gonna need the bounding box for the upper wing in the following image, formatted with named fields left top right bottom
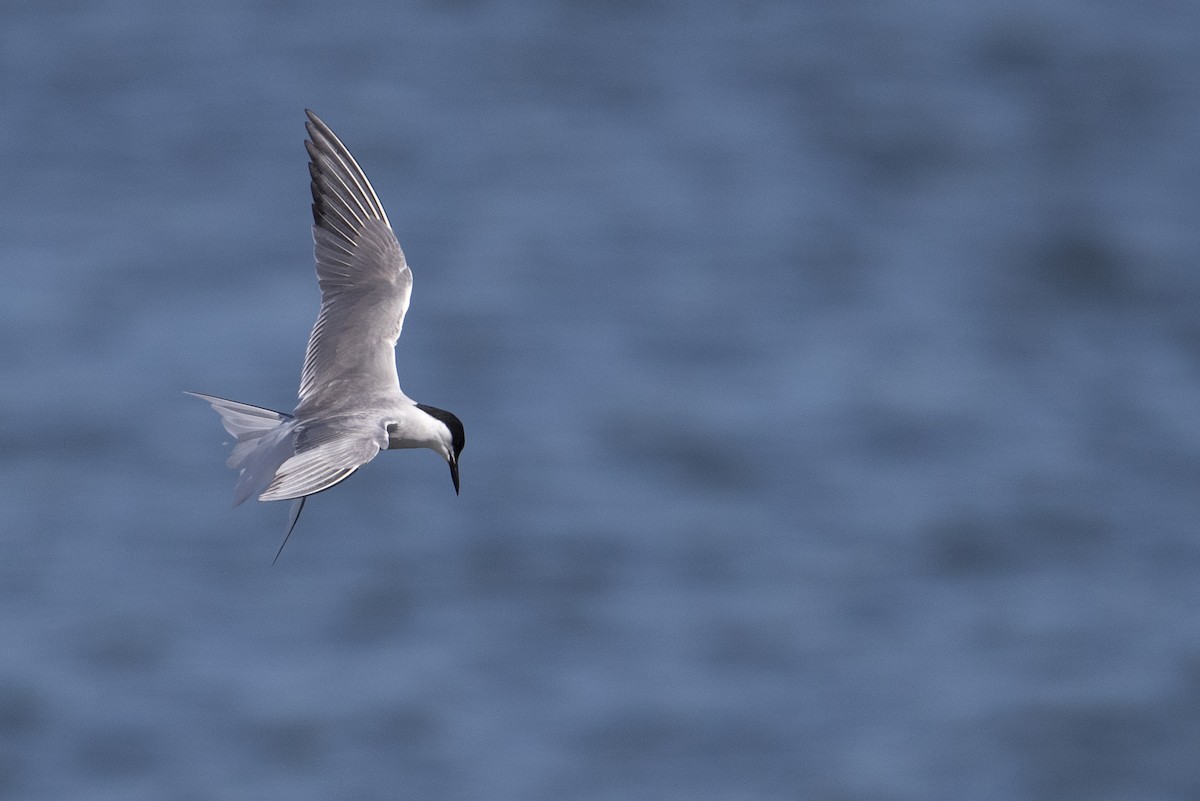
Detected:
left=297, top=110, right=413, bottom=405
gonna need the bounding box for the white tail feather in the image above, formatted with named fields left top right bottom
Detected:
left=187, top=392, right=298, bottom=506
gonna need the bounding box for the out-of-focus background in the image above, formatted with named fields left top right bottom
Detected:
left=2, top=2, right=1200, bottom=799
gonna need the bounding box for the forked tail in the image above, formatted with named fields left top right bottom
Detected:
left=186, top=392, right=298, bottom=506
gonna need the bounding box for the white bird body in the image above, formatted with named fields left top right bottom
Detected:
left=190, top=111, right=464, bottom=556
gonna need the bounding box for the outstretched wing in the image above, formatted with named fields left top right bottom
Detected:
left=298, top=110, right=412, bottom=406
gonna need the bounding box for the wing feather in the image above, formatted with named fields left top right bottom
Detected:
left=258, top=422, right=386, bottom=502
left=298, top=110, right=413, bottom=407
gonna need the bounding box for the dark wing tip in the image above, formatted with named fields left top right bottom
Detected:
left=304, top=109, right=328, bottom=140
left=302, top=110, right=390, bottom=235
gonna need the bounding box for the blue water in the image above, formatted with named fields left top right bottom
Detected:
left=3, top=1, right=1200, bottom=799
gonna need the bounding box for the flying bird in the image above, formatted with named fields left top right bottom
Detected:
left=189, top=110, right=465, bottom=561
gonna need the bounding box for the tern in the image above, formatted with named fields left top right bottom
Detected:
left=189, top=110, right=465, bottom=561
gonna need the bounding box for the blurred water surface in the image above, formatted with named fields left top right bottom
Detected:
left=3, top=1, right=1200, bottom=799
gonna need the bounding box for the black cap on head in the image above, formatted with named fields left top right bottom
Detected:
left=415, top=404, right=465, bottom=494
